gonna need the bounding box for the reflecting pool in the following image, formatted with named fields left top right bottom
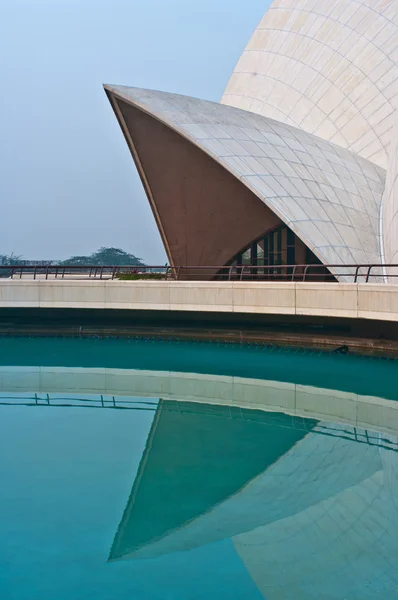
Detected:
left=1, top=337, right=398, bottom=599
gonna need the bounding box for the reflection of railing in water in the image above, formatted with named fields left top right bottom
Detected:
left=1, top=393, right=397, bottom=453
left=315, top=423, right=397, bottom=452
left=0, top=394, right=158, bottom=411
left=166, top=400, right=398, bottom=453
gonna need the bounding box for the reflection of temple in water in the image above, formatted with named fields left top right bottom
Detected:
left=1, top=361, right=398, bottom=598
left=110, top=400, right=317, bottom=561
left=110, top=399, right=398, bottom=600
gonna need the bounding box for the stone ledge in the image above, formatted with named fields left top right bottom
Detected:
left=0, top=280, right=398, bottom=323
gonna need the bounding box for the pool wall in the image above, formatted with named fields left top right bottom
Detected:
left=2, top=281, right=398, bottom=356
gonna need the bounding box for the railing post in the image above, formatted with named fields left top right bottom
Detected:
left=366, top=265, right=373, bottom=283
left=240, top=265, right=247, bottom=281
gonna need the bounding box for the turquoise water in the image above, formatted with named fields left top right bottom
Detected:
left=1, top=337, right=398, bottom=599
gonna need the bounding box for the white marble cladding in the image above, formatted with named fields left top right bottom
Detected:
left=222, top=0, right=398, bottom=169
left=106, top=85, right=385, bottom=270
left=382, top=116, right=398, bottom=279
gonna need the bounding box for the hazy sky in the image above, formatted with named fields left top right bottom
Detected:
left=1, top=0, right=270, bottom=262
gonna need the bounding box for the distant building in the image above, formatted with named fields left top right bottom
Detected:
left=105, top=0, right=398, bottom=281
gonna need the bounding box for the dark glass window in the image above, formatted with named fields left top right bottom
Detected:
left=226, top=224, right=334, bottom=281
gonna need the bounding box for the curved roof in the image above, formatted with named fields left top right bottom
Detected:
left=105, top=85, right=385, bottom=272
left=222, top=0, right=398, bottom=169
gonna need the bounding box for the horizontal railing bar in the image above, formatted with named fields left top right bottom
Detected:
left=1, top=263, right=397, bottom=269
left=0, top=263, right=396, bottom=283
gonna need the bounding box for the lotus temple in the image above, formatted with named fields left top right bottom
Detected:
left=104, top=0, right=398, bottom=281
left=3, top=5, right=398, bottom=598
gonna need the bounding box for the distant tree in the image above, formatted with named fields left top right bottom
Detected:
left=60, top=255, right=92, bottom=266
left=0, top=253, right=23, bottom=266
left=0, top=253, right=24, bottom=278
left=90, top=247, right=145, bottom=266
left=59, top=247, right=146, bottom=266
left=0, top=247, right=147, bottom=268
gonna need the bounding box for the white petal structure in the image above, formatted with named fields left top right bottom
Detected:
left=105, top=85, right=385, bottom=276
left=222, top=0, right=398, bottom=170
left=382, top=116, right=398, bottom=276
left=105, top=0, right=398, bottom=280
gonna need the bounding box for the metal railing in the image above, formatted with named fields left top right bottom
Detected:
left=0, top=263, right=396, bottom=282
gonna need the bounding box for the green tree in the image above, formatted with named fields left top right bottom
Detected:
left=60, top=255, right=92, bottom=266
left=0, top=253, right=23, bottom=266
left=0, top=248, right=147, bottom=268
left=0, top=253, right=24, bottom=278
left=90, top=247, right=145, bottom=266
left=59, top=247, right=146, bottom=266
